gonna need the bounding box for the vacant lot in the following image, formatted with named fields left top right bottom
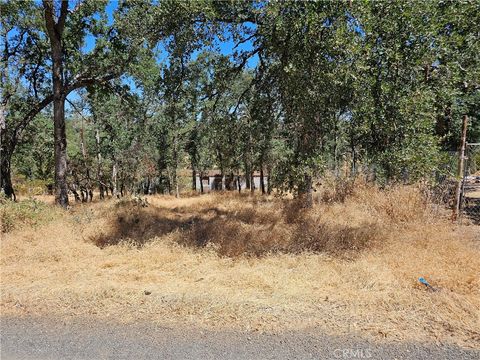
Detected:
left=1, top=185, right=479, bottom=349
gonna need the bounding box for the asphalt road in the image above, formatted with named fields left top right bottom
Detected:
left=1, top=317, right=479, bottom=360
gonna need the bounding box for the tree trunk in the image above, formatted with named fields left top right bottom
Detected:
left=80, top=119, right=92, bottom=201
left=266, top=167, right=272, bottom=195
left=245, top=163, right=251, bottom=190
left=165, top=174, right=171, bottom=195
left=302, top=174, right=313, bottom=208
left=260, top=167, right=265, bottom=195
left=112, top=162, right=118, bottom=198
left=192, top=169, right=196, bottom=191
left=250, top=171, right=254, bottom=194
left=52, top=65, right=68, bottom=207
left=0, top=153, right=16, bottom=201
left=350, top=136, right=357, bottom=177
left=44, top=0, right=69, bottom=208
left=172, top=135, right=179, bottom=198
left=170, top=170, right=179, bottom=198
left=217, top=147, right=224, bottom=191
left=95, top=129, right=104, bottom=199
left=80, top=187, right=87, bottom=202
left=333, top=117, right=339, bottom=177
left=144, top=177, right=150, bottom=195
left=70, top=184, right=81, bottom=202
left=199, top=172, right=204, bottom=194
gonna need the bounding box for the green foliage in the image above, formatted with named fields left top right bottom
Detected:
left=11, top=175, right=51, bottom=197
left=0, top=198, right=58, bottom=233
left=12, top=115, right=54, bottom=181
left=4, top=0, right=480, bottom=200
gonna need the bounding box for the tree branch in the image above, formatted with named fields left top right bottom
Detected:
left=66, top=73, right=117, bottom=93
left=57, top=0, right=69, bottom=35
left=233, top=33, right=257, bottom=50
left=231, top=78, right=255, bottom=115
left=11, top=73, right=118, bottom=149
left=11, top=93, right=54, bottom=148
left=70, top=1, right=84, bottom=15
left=233, top=46, right=262, bottom=73
left=42, top=0, right=57, bottom=42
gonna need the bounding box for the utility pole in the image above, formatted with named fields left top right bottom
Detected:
left=452, top=115, right=468, bottom=221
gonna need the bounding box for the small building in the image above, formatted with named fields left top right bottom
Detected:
left=194, top=171, right=268, bottom=192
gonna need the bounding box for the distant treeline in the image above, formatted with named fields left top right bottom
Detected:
left=2, top=0, right=479, bottom=206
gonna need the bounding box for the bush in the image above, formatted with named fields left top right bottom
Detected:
left=0, top=198, right=58, bottom=233
left=319, top=176, right=357, bottom=204
left=90, top=183, right=431, bottom=258
left=11, top=175, right=51, bottom=196
left=290, top=219, right=380, bottom=256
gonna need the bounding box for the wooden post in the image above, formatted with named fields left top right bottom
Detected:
left=452, top=115, right=468, bottom=221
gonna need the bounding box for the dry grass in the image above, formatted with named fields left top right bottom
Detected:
left=0, top=197, right=61, bottom=233
left=1, top=184, right=479, bottom=349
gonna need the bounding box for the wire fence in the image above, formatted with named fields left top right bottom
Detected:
left=319, top=151, right=479, bottom=224
left=461, top=144, right=480, bottom=224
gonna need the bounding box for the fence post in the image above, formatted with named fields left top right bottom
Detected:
left=452, top=115, right=468, bottom=221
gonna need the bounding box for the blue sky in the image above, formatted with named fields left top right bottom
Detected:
left=7, top=1, right=257, bottom=112
left=69, top=0, right=258, bottom=114
left=81, top=1, right=118, bottom=52
left=71, top=0, right=257, bottom=108
left=82, top=1, right=257, bottom=65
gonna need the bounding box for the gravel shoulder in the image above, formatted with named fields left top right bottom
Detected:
left=1, top=316, right=479, bottom=360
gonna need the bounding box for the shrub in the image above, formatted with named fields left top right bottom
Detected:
left=290, top=219, right=381, bottom=256
left=0, top=198, right=58, bottom=233
left=319, top=176, right=357, bottom=204
left=11, top=175, right=51, bottom=196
